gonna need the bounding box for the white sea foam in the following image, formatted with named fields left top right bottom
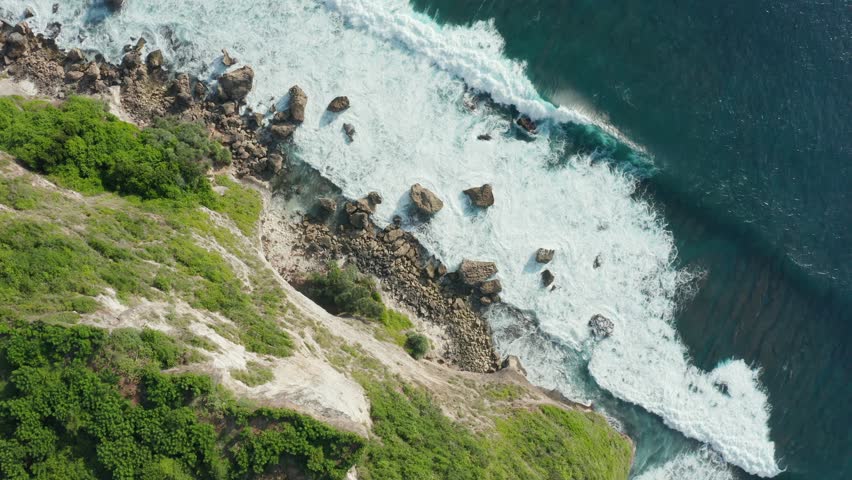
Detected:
left=635, top=446, right=737, bottom=480
left=3, top=0, right=780, bottom=476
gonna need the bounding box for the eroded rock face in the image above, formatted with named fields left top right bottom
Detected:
left=409, top=183, right=443, bottom=216
left=217, top=66, right=254, bottom=103
left=501, top=355, right=527, bottom=376
left=589, top=314, right=614, bottom=338
left=535, top=248, right=555, bottom=264
left=327, top=96, right=350, bottom=112
left=288, top=85, right=307, bottom=123
left=463, top=184, right=494, bottom=208
left=458, top=260, right=498, bottom=286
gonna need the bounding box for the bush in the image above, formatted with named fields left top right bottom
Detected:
left=404, top=333, right=429, bottom=360
left=0, top=97, right=226, bottom=204
left=231, top=361, right=274, bottom=387
left=0, top=321, right=364, bottom=480
left=306, top=263, right=385, bottom=319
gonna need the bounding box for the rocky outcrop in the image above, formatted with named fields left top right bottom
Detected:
left=463, top=184, right=494, bottom=208
left=501, top=355, right=527, bottom=377
left=409, top=183, right=443, bottom=216
left=517, top=115, right=537, bottom=134
left=288, top=85, right=307, bottom=123
left=457, top=260, right=498, bottom=286
left=589, top=314, right=614, bottom=338
left=4, top=32, right=28, bottom=59
left=221, top=48, right=236, bottom=67
left=479, top=279, right=502, bottom=295
left=145, top=50, right=164, bottom=69
left=217, top=66, right=254, bottom=103
left=106, top=0, right=125, bottom=12
left=327, top=96, right=350, bottom=113
left=541, top=269, right=555, bottom=287
left=269, top=124, right=296, bottom=141
left=535, top=248, right=555, bottom=264
left=343, top=123, right=356, bottom=141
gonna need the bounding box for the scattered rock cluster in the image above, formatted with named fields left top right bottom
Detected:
left=289, top=211, right=499, bottom=373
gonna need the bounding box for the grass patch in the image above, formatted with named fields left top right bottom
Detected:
left=231, top=361, right=275, bottom=387
left=213, top=175, right=262, bottom=237
left=358, top=381, right=633, bottom=480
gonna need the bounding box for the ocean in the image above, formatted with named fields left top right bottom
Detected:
left=2, top=0, right=849, bottom=478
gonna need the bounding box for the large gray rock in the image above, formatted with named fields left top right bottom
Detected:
left=457, top=260, right=497, bottom=286
left=535, top=248, right=555, bottom=264
left=217, top=66, right=254, bottom=103
left=327, top=96, right=350, bottom=112
left=4, top=32, right=28, bottom=59
left=288, top=85, right=307, bottom=123
left=463, top=184, right=494, bottom=208
left=589, top=314, right=614, bottom=338
left=409, top=183, right=443, bottom=216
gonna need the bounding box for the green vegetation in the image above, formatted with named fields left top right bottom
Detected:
left=213, top=175, right=262, bottom=237
left=403, top=332, right=429, bottom=360
left=0, top=97, right=229, bottom=203
left=230, top=361, right=274, bottom=387
left=359, top=382, right=633, bottom=480
left=306, top=263, right=385, bottom=319
left=0, top=321, right=363, bottom=480
left=305, top=263, right=419, bottom=349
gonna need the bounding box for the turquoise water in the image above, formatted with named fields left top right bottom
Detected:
left=412, top=0, right=852, bottom=478
left=3, top=0, right=849, bottom=477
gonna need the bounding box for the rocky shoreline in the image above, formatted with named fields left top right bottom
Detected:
left=0, top=12, right=501, bottom=372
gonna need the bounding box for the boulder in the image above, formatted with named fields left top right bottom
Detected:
left=83, top=62, right=101, bottom=82
left=535, top=248, right=555, bottom=264
left=479, top=279, right=502, bottom=295
left=65, top=70, right=85, bottom=82
left=217, top=66, right=254, bottom=103
left=517, top=115, right=537, bottom=133
left=4, top=32, right=28, bottom=59
left=121, top=51, right=142, bottom=71
left=343, top=123, right=356, bottom=141
left=457, top=260, right=497, bottom=286
left=501, top=355, right=527, bottom=376
left=24, top=7, right=35, bottom=19
left=288, top=85, right=307, bottom=123
left=541, top=269, right=555, bottom=287
left=366, top=191, right=383, bottom=207
left=327, top=96, right=350, bottom=112
left=53, top=4, right=59, bottom=14
left=350, top=212, right=370, bottom=230
left=588, top=314, right=614, bottom=338
left=269, top=124, right=296, bottom=141
left=106, top=0, right=125, bottom=12
left=66, top=48, right=85, bottom=63
left=593, top=254, right=603, bottom=269
left=316, top=197, right=337, bottom=217
left=477, top=133, right=492, bottom=141
left=267, top=153, right=284, bottom=173
left=409, top=183, right=443, bottom=216
left=145, top=49, right=164, bottom=69
left=221, top=48, right=236, bottom=67
left=13, top=22, right=31, bottom=36
left=463, top=184, right=494, bottom=208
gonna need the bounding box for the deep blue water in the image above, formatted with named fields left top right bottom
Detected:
left=412, top=0, right=851, bottom=478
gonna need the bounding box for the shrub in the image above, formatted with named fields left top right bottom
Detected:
left=306, top=263, right=385, bottom=319
left=0, top=96, right=225, bottom=203
left=404, top=332, right=429, bottom=360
